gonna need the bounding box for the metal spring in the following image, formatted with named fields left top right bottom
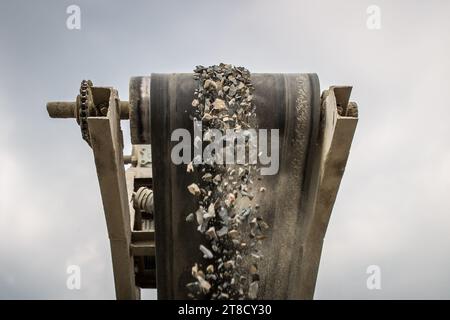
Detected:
left=133, top=187, right=154, bottom=215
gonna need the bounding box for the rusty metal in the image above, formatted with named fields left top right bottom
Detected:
left=46, top=100, right=130, bottom=119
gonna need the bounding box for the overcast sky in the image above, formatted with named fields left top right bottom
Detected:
left=1, top=0, right=450, bottom=299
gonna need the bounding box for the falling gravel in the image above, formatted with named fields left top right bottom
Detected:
left=185, top=63, right=268, bottom=300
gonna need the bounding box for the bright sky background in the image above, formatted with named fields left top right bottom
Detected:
left=1, top=0, right=450, bottom=299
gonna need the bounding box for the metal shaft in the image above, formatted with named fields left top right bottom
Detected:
left=46, top=101, right=131, bottom=119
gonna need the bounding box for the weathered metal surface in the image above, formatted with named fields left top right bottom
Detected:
left=298, top=88, right=358, bottom=298
left=47, top=100, right=130, bottom=119
left=129, top=77, right=151, bottom=144
left=87, top=89, right=139, bottom=300
left=150, top=73, right=321, bottom=299
left=133, top=187, right=154, bottom=214
left=46, top=101, right=78, bottom=118
left=131, top=240, right=156, bottom=256
left=126, top=144, right=157, bottom=290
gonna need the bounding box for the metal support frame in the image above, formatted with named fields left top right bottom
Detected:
left=87, top=88, right=139, bottom=299
left=46, top=78, right=358, bottom=300
left=298, top=86, right=358, bottom=298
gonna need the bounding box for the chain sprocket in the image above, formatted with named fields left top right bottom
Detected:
left=78, top=80, right=94, bottom=146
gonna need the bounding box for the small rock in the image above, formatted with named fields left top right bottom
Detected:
left=204, top=79, right=218, bottom=90
left=229, top=85, right=237, bottom=96
left=185, top=213, right=194, bottom=222
left=202, top=173, right=213, bottom=181
left=216, top=226, right=228, bottom=237
left=188, top=183, right=200, bottom=196
left=212, top=98, right=227, bottom=112
left=199, top=245, right=214, bottom=259
left=224, top=260, right=235, bottom=269
left=191, top=263, right=199, bottom=277
left=203, top=203, right=215, bottom=219
left=206, top=226, right=217, bottom=240
left=195, top=207, right=204, bottom=225
left=197, top=276, right=211, bottom=293
left=218, top=292, right=229, bottom=300
left=225, top=193, right=235, bottom=207
left=251, top=253, right=261, bottom=260
left=208, top=203, right=215, bottom=214
left=228, top=229, right=239, bottom=239
left=202, top=113, right=213, bottom=122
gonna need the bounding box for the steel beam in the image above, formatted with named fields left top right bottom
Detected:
left=296, top=87, right=358, bottom=298
left=87, top=89, right=139, bottom=300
